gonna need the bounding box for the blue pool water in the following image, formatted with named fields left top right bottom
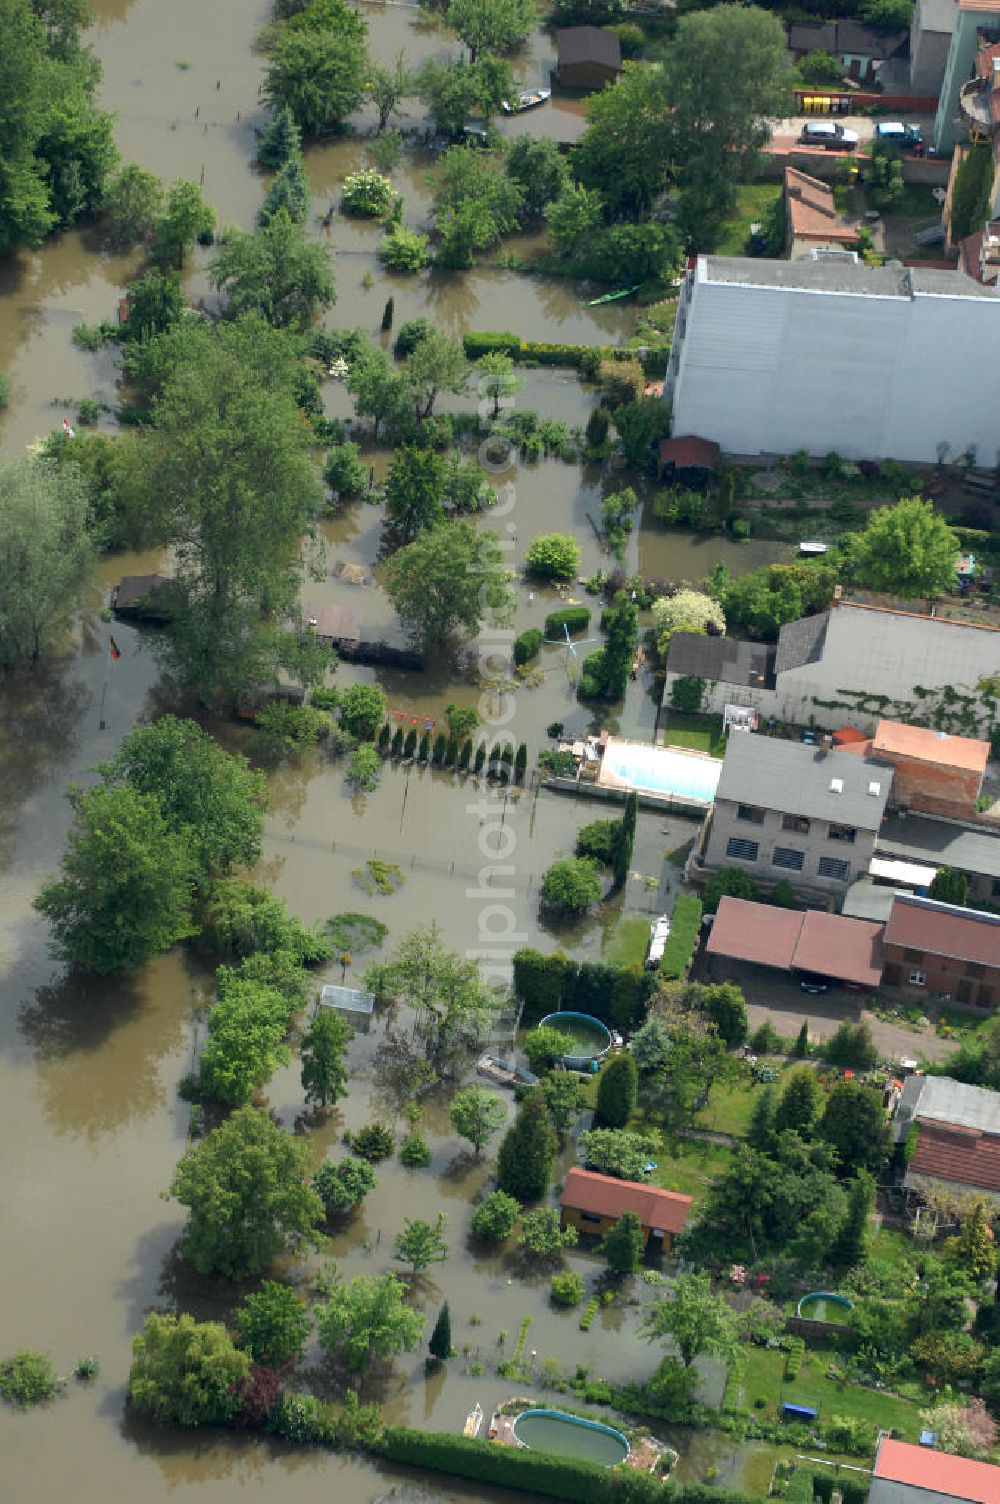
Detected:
left=601, top=742, right=722, bottom=804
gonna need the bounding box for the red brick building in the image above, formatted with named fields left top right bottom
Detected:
left=871, top=721, right=990, bottom=820
left=882, top=894, right=1000, bottom=1007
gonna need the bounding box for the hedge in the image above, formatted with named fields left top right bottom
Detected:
left=375, top=1428, right=759, bottom=1504
left=463, top=331, right=521, bottom=358
left=514, top=628, right=543, bottom=666
left=512, top=948, right=655, bottom=1028
left=545, top=606, right=592, bottom=638
left=658, top=896, right=703, bottom=980
left=463, top=331, right=608, bottom=372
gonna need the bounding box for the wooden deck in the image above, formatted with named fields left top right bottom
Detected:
left=488, top=1413, right=519, bottom=1446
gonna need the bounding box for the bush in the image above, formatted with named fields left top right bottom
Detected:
left=462, top=331, right=521, bottom=358
left=950, top=145, right=994, bottom=243
left=514, top=629, right=543, bottom=666
left=400, top=1132, right=432, bottom=1168
left=702, top=867, right=758, bottom=915
left=339, top=683, right=387, bottom=740
left=526, top=534, right=580, bottom=581
left=349, top=1123, right=394, bottom=1161
left=670, top=676, right=705, bottom=713
left=314, top=1157, right=376, bottom=1216
left=798, top=49, right=843, bottom=84
left=470, top=1190, right=520, bottom=1243
left=544, top=606, right=591, bottom=638
left=254, top=701, right=330, bottom=751
left=394, top=317, right=431, bottom=356
left=324, top=442, right=367, bottom=498
left=540, top=858, right=603, bottom=916
left=659, top=895, right=703, bottom=980
left=824, top=1021, right=878, bottom=1069
left=551, top=1271, right=585, bottom=1307
left=341, top=169, right=394, bottom=217
left=0, top=1350, right=58, bottom=1406
left=380, top=225, right=431, bottom=272
left=576, top=819, right=620, bottom=866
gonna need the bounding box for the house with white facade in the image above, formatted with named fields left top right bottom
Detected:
left=663, top=254, right=1000, bottom=465
left=662, top=596, right=1000, bottom=736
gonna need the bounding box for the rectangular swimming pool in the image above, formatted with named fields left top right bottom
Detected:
left=599, top=738, right=722, bottom=805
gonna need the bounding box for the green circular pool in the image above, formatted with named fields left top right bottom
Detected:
left=796, top=1293, right=853, bottom=1324
left=513, top=1409, right=629, bottom=1467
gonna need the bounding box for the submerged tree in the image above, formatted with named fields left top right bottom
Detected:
left=300, top=1007, right=352, bottom=1107
left=210, top=209, right=334, bottom=330
left=384, top=522, right=514, bottom=651
left=0, top=457, right=94, bottom=669
left=428, top=1301, right=452, bottom=1361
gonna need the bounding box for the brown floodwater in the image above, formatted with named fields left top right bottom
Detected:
left=0, top=2, right=789, bottom=1498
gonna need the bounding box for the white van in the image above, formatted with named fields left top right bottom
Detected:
left=799, top=121, right=859, bottom=150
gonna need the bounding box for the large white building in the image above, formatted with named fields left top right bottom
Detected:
left=663, top=254, right=1000, bottom=465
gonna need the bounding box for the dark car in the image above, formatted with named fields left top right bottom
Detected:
left=798, top=972, right=832, bottom=994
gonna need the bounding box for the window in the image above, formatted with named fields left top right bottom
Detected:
left=580, top=1211, right=602, bottom=1225
left=817, top=856, right=850, bottom=882
left=993, top=879, right=1000, bottom=899
left=966, top=962, right=985, bottom=979
left=773, top=847, right=805, bottom=871
left=727, top=837, right=760, bottom=862
left=909, top=970, right=926, bottom=986
left=827, top=822, right=857, bottom=844
left=903, top=948, right=924, bottom=965
left=737, top=804, right=765, bottom=825
left=782, top=814, right=810, bottom=834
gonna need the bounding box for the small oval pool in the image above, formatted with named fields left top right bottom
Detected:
left=513, top=1409, right=629, bottom=1467
left=538, top=1012, right=612, bottom=1070
left=796, top=1292, right=853, bottom=1323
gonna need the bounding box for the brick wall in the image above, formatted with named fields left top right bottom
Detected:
left=878, top=752, right=983, bottom=819
left=883, top=941, right=999, bottom=1006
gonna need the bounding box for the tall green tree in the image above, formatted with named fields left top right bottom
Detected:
left=496, top=1089, right=557, bottom=1202
left=263, top=9, right=369, bottom=136
left=101, top=162, right=163, bottom=248
left=210, top=209, right=334, bottom=330
left=130, top=318, right=325, bottom=705
left=384, top=521, right=514, bottom=650
left=197, top=977, right=292, bottom=1105
left=0, top=456, right=94, bottom=668
left=34, top=785, right=196, bottom=973
left=506, top=135, right=568, bottom=219
left=121, top=268, right=183, bottom=343
left=257, top=105, right=302, bottom=169
left=428, top=1301, right=452, bottom=1361
left=449, top=1085, right=507, bottom=1155
left=368, top=51, right=412, bottom=133
left=929, top=867, right=970, bottom=907
left=373, top=923, right=496, bottom=1071
left=170, top=1106, right=325, bottom=1279
left=417, top=57, right=513, bottom=136
left=101, top=716, right=266, bottom=876
left=955, top=1199, right=998, bottom=1283
left=129, top=1314, right=249, bottom=1428
left=234, top=1281, right=311, bottom=1364
left=601, top=1210, right=645, bottom=1275
left=596, top=1054, right=638, bottom=1128
left=346, top=343, right=411, bottom=439
left=431, top=145, right=524, bottom=267
left=842, top=498, right=959, bottom=600
left=316, top=1269, right=425, bottom=1373
left=151, top=178, right=214, bottom=266
left=831, top=1170, right=875, bottom=1268
left=819, top=1080, right=890, bottom=1174
left=746, top=1085, right=777, bottom=1151
left=259, top=151, right=311, bottom=225
left=300, top=1007, right=352, bottom=1107
left=774, top=1067, right=821, bottom=1136
left=575, top=64, right=671, bottom=214
left=663, top=4, right=790, bottom=249
left=383, top=445, right=447, bottom=546
left=642, top=1269, right=740, bottom=1369
left=402, top=329, right=470, bottom=419
left=444, top=0, right=537, bottom=61
left=546, top=181, right=604, bottom=258
left=394, top=1213, right=448, bottom=1273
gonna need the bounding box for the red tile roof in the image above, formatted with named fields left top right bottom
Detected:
left=832, top=726, right=869, bottom=745
left=875, top=1438, right=1000, bottom=1504
left=909, top=1121, right=1000, bottom=1194
left=872, top=720, right=990, bottom=774
left=794, top=909, right=885, bottom=987
left=707, top=897, right=804, bottom=970
left=785, top=167, right=858, bottom=244
left=658, top=435, right=721, bottom=469
left=885, top=897, right=1000, bottom=969
left=707, top=898, right=885, bottom=987
left=561, top=1167, right=693, bottom=1235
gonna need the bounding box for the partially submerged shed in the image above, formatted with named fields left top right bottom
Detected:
left=319, top=983, right=375, bottom=1032
left=554, top=27, right=622, bottom=89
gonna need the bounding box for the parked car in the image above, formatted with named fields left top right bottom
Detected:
left=799, top=121, right=859, bottom=151
left=798, top=971, right=833, bottom=994
left=874, top=121, right=923, bottom=151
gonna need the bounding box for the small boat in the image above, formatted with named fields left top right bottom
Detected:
left=798, top=540, right=830, bottom=556
left=501, top=87, right=551, bottom=115
left=464, top=1402, right=484, bottom=1439
left=585, top=285, right=639, bottom=306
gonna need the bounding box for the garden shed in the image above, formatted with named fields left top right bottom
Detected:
left=319, top=984, right=375, bottom=1032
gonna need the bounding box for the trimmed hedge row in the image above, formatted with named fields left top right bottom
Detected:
left=514, top=628, right=543, bottom=666
left=375, top=1428, right=760, bottom=1504
left=545, top=606, right=592, bottom=637
left=659, top=895, right=703, bottom=980
left=463, top=330, right=606, bottom=372
left=512, top=948, right=656, bottom=1029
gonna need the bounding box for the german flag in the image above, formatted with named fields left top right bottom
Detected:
left=109, top=636, right=122, bottom=662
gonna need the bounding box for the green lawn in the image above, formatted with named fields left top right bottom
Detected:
left=604, top=915, right=652, bottom=969
left=715, top=182, right=781, bottom=257
left=663, top=712, right=727, bottom=758
left=647, top=1132, right=734, bottom=1203
left=727, top=1345, right=921, bottom=1441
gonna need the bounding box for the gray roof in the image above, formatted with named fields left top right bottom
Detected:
left=895, top=1075, right=1000, bottom=1138
left=775, top=611, right=830, bottom=675
left=915, top=0, right=957, bottom=35
left=320, top=984, right=374, bottom=1015
left=665, top=633, right=775, bottom=689
left=788, top=19, right=907, bottom=56
left=702, top=256, right=1000, bottom=299
left=715, top=733, right=893, bottom=828
left=876, top=813, right=1000, bottom=880
left=555, top=26, right=622, bottom=68
left=842, top=878, right=907, bottom=922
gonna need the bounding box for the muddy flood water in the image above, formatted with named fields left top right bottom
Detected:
left=0, top=3, right=794, bottom=1501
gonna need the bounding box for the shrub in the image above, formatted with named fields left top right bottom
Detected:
left=400, top=1132, right=432, bottom=1168
left=0, top=1350, right=59, bottom=1406
left=341, top=169, right=395, bottom=217
left=470, top=1190, right=520, bottom=1243
left=340, top=683, right=387, bottom=740
left=349, top=1123, right=394, bottom=1161
left=551, top=1272, right=585, bottom=1307
left=324, top=442, right=367, bottom=498
left=784, top=1337, right=805, bottom=1379
left=540, top=858, right=602, bottom=916
left=314, top=1157, right=376, bottom=1215
left=670, top=675, right=705, bottom=713
left=576, top=819, right=620, bottom=866
left=254, top=701, right=330, bottom=751
left=659, top=895, right=703, bottom=980
left=394, top=317, right=431, bottom=356
left=579, top=1297, right=600, bottom=1331
left=596, top=1054, right=638, bottom=1128
left=462, top=331, right=521, bottom=358
left=824, top=1020, right=878, bottom=1069
left=544, top=606, right=591, bottom=638
left=526, top=534, right=580, bottom=580
left=380, top=225, right=431, bottom=272
left=702, top=867, right=758, bottom=915
left=514, top=628, right=542, bottom=666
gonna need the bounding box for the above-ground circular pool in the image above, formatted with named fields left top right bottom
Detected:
left=539, top=1011, right=612, bottom=1070
left=796, top=1292, right=854, bottom=1323
left=513, top=1409, right=630, bottom=1467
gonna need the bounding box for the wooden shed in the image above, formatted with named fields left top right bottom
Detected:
left=554, top=27, right=622, bottom=90
left=561, top=1167, right=692, bottom=1252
